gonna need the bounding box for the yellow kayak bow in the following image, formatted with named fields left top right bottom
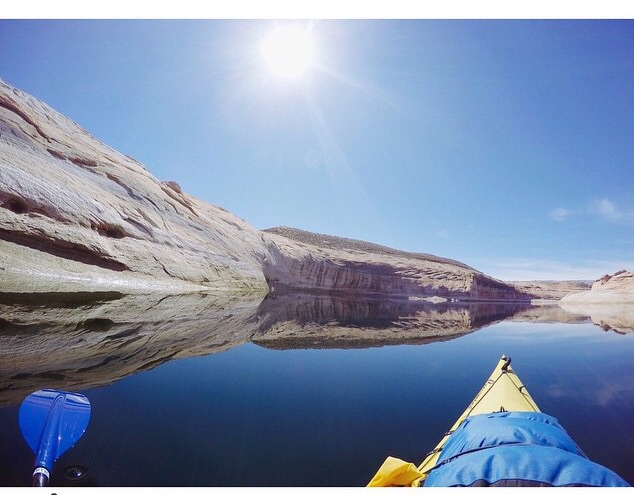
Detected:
left=367, top=355, right=539, bottom=487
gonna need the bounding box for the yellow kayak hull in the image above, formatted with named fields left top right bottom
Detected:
left=368, top=355, right=539, bottom=487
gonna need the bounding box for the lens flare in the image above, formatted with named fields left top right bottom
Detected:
left=261, top=26, right=315, bottom=80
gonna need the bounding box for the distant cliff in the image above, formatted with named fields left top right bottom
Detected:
left=509, top=280, right=591, bottom=300
left=561, top=270, right=634, bottom=304
left=0, top=79, right=570, bottom=301
left=261, top=227, right=535, bottom=300
left=559, top=270, right=634, bottom=334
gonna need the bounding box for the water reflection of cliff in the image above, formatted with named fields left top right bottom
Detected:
left=0, top=290, right=622, bottom=407
left=0, top=291, right=263, bottom=407
left=252, top=292, right=533, bottom=349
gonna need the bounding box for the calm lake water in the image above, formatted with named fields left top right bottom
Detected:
left=0, top=292, right=633, bottom=486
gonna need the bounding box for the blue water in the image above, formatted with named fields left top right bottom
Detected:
left=1, top=319, right=633, bottom=486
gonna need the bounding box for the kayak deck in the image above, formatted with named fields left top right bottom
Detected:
left=416, top=355, right=539, bottom=478
left=368, top=355, right=540, bottom=487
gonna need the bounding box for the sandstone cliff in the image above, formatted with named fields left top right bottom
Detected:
left=262, top=227, right=531, bottom=301
left=0, top=79, right=556, bottom=301
left=0, top=80, right=269, bottom=294
left=560, top=270, right=634, bottom=304
left=559, top=270, right=634, bottom=333
left=509, top=280, right=591, bottom=301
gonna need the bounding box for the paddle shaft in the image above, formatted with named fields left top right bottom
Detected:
left=32, top=393, right=65, bottom=486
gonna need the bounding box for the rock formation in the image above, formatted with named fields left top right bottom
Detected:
left=559, top=270, right=634, bottom=333
left=262, top=227, right=532, bottom=301
left=509, top=280, right=591, bottom=301
left=0, top=79, right=269, bottom=294
left=560, top=270, right=634, bottom=304
left=0, top=79, right=575, bottom=302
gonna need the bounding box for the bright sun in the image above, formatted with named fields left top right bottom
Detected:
left=260, top=26, right=315, bottom=81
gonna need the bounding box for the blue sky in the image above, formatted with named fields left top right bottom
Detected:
left=1, top=18, right=633, bottom=280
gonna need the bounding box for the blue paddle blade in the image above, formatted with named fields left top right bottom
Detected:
left=19, top=389, right=91, bottom=469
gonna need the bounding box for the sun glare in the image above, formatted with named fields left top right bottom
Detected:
left=260, top=26, right=315, bottom=81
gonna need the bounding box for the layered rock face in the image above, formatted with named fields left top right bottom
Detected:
left=0, top=79, right=550, bottom=301
left=0, top=80, right=269, bottom=293
left=262, top=227, right=530, bottom=301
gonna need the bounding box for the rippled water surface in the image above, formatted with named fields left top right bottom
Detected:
left=0, top=292, right=632, bottom=486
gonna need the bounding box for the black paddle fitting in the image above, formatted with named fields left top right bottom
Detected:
left=501, top=355, right=511, bottom=371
